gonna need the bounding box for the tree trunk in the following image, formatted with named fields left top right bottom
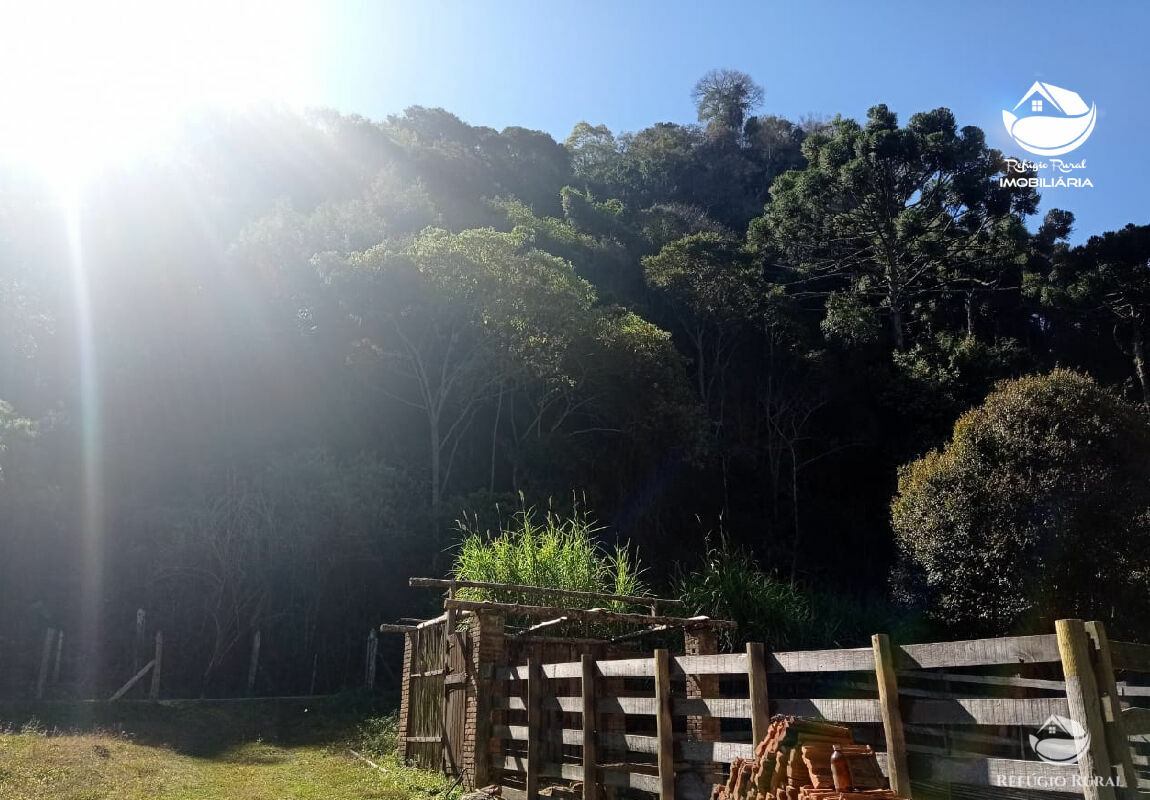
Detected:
left=889, top=303, right=906, bottom=351
left=429, top=413, right=441, bottom=507
left=788, top=444, right=801, bottom=585
left=965, top=292, right=975, bottom=339
left=1132, top=325, right=1150, bottom=407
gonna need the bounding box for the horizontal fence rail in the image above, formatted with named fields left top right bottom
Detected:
left=484, top=620, right=1150, bottom=800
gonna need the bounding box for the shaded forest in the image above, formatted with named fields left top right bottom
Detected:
left=2, top=70, right=1148, bottom=697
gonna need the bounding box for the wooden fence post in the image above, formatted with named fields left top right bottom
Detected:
left=654, top=648, right=675, bottom=799
left=1085, top=621, right=1137, bottom=799
left=246, top=630, right=261, bottom=696
left=36, top=627, right=55, bottom=699
left=134, top=609, right=146, bottom=673
left=746, top=642, right=769, bottom=747
left=365, top=629, right=378, bottom=689
left=149, top=631, right=163, bottom=700
left=872, top=633, right=911, bottom=797
left=526, top=658, right=543, bottom=800
left=52, top=630, right=64, bottom=685
left=1057, top=619, right=1117, bottom=800
left=582, top=653, right=598, bottom=800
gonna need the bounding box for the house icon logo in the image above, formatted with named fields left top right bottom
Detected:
left=1002, top=82, right=1097, bottom=156
left=1029, top=714, right=1091, bottom=764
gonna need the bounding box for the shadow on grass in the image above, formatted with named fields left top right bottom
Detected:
left=0, top=691, right=399, bottom=759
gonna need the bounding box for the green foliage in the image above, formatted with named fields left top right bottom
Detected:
left=675, top=539, right=814, bottom=649
left=452, top=498, right=647, bottom=609
left=691, top=68, right=764, bottom=134
left=892, top=369, right=1150, bottom=638
left=753, top=104, right=1036, bottom=351
left=820, top=290, right=881, bottom=346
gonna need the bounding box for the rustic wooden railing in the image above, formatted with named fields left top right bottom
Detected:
left=486, top=619, right=1150, bottom=800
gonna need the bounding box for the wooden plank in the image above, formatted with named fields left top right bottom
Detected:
left=673, top=653, right=747, bottom=676
left=410, top=576, right=683, bottom=609
left=898, top=633, right=1061, bottom=669
left=1057, top=618, right=1117, bottom=800
left=601, top=696, right=656, bottom=715
left=769, top=646, right=874, bottom=673
left=679, top=740, right=755, bottom=764
left=582, top=653, right=598, bottom=800
left=673, top=698, right=750, bottom=718
left=904, top=670, right=1066, bottom=691
left=1086, top=620, right=1139, bottom=798
left=109, top=659, right=155, bottom=701
left=601, top=766, right=661, bottom=793
left=526, top=658, right=542, bottom=800
left=501, top=728, right=751, bottom=763
left=444, top=598, right=735, bottom=630
left=598, top=658, right=654, bottom=677
left=36, top=628, right=55, bottom=700
left=908, top=753, right=1082, bottom=791
left=773, top=698, right=883, bottom=723
left=654, top=648, right=675, bottom=799
left=246, top=631, right=260, bottom=696
left=1125, top=707, right=1150, bottom=736
left=1111, top=641, right=1150, bottom=673
left=52, top=630, right=64, bottom=685
left=149, top=631, right=163, bottom=700
left=873, top=633, right=911, bottom=797
left=904, top=697, right=1070, bottom=726
left=746, top=643, right=769, bottom=746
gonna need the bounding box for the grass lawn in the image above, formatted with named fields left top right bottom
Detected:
left=0, top=696, right=462, bottom=800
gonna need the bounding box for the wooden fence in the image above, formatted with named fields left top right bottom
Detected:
left=488, top=619, right=1150, bottom=800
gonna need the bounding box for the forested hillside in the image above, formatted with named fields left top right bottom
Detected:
left=2, top=70, right=1146, bottom=696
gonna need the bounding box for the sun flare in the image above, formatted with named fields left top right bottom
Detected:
left=0, top=0, right=319, bottom=192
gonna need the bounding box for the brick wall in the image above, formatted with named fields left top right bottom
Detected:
left=396, top=631, right=414, bottom=760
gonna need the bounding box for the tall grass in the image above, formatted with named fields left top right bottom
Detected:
left=675, top=537, right=815, bottom=650
left=675, top=537, right=921, bottom=649
left=451, top=498, right=646, bottom=611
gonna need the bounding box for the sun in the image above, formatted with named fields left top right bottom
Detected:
left=0, top=0, right=320, bottom=194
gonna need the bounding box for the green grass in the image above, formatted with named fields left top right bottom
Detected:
left=0, top=697, right=463, bottom=800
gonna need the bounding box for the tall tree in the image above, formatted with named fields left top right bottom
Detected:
left=1031, top=222, right=1150, bottom=405
left=691, top=69, right=764, bottom=135
left=752, top=106, right=1036, bottom=351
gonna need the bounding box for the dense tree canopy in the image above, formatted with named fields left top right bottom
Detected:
left=1, top=70, right=1148, bottom=697
left=892, top=370, right=1150, bottom=638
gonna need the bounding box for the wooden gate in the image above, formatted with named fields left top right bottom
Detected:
left=404, top=620, right=447, bottom=770
left=443, top=629, right=470, bottom=776
left=401, top=617, right=470, bottom=777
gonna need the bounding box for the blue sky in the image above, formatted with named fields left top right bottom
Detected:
left=307, top=1, right=1149, bottom=241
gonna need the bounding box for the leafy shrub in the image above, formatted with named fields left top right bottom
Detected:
left=892, top=368, right=1150, bottom=637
